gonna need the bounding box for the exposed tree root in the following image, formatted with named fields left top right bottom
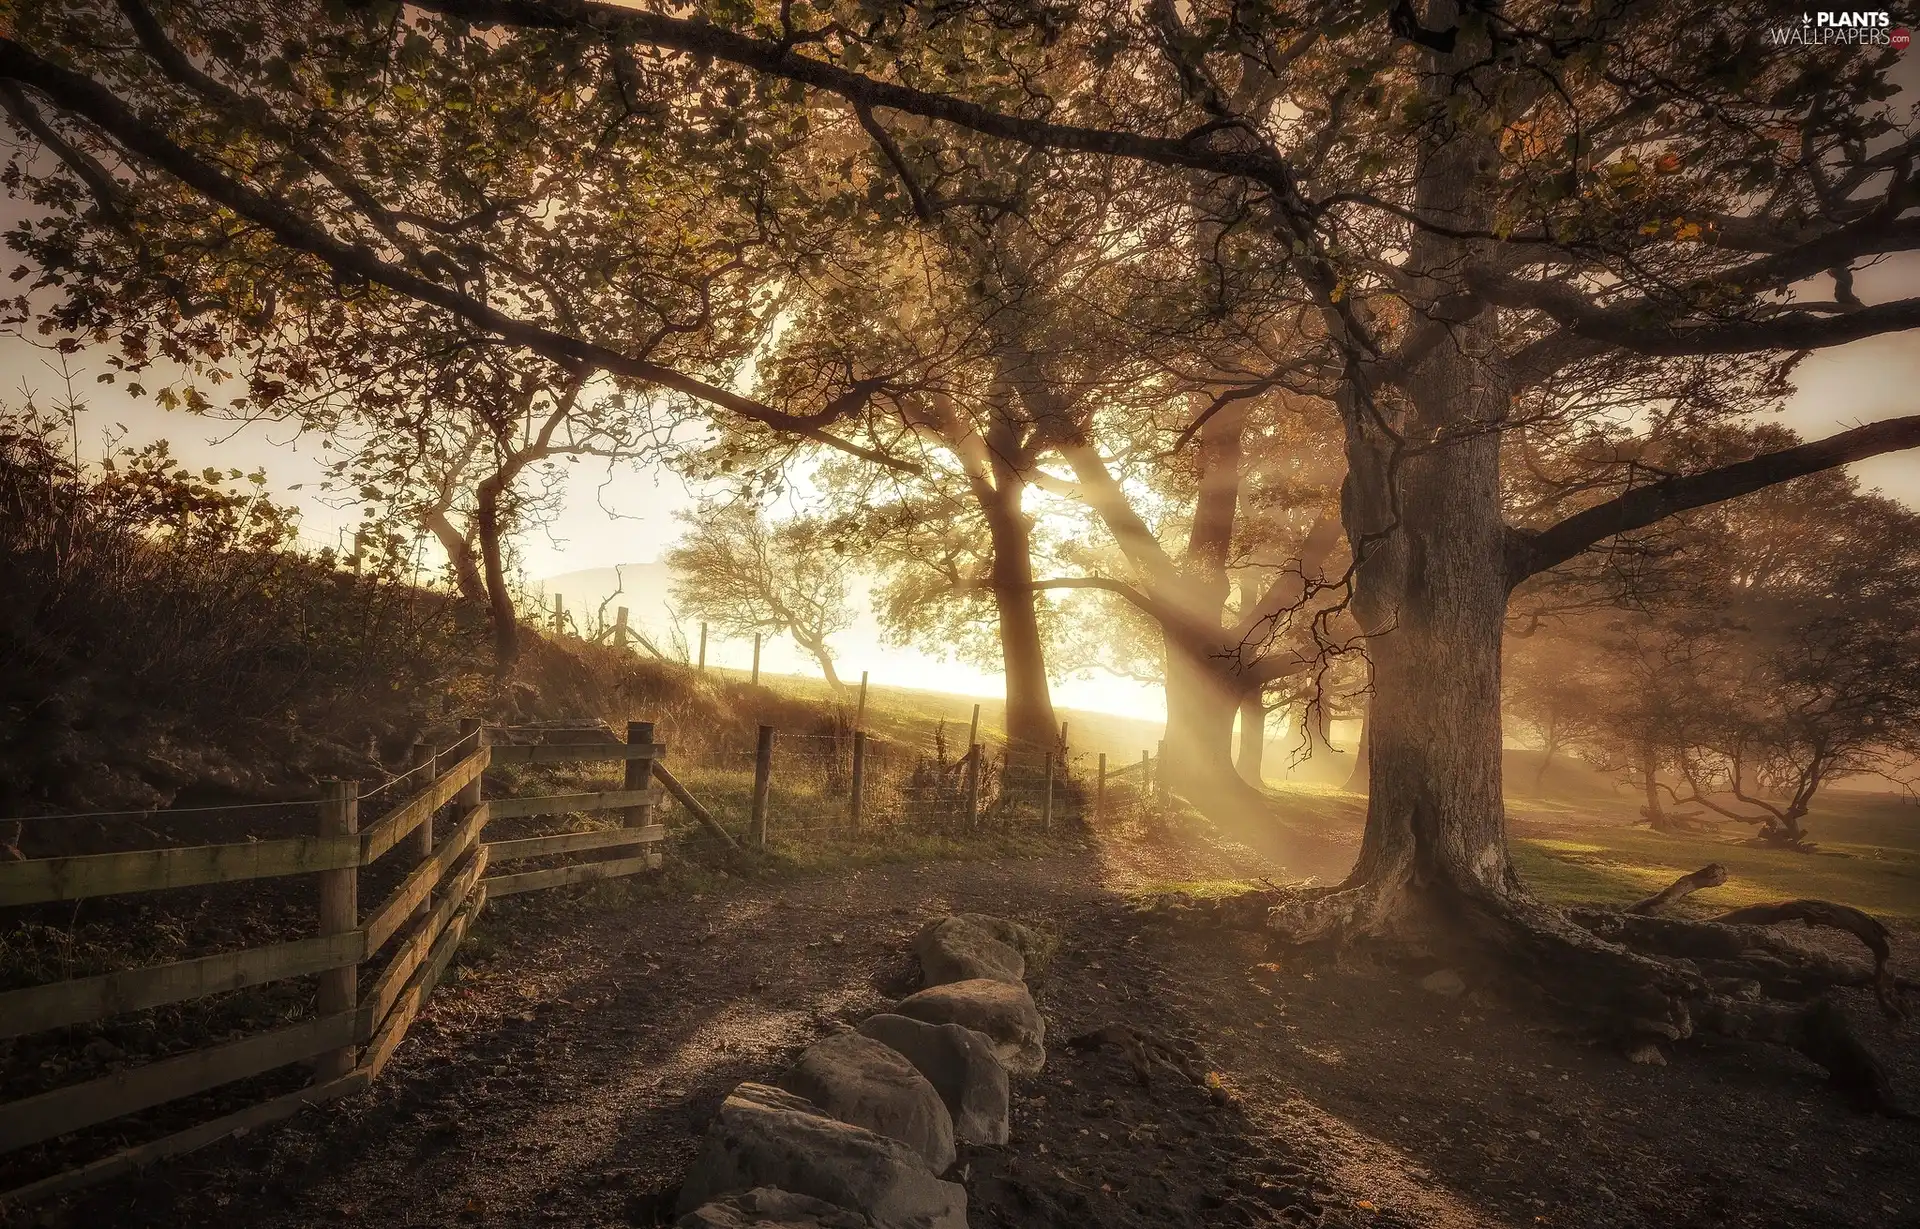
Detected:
left=1747, top=828, right=1819, bottom=854
left=1643, top=808, right=1721, bottom=835
left=1136, top=881, right=1296, bottom=930
left=1714, top=899, right=1898, bottom=1013
left=1149, top=860, right=1909, bottom=1114
left=1627, top=862, right=1727, bottom=913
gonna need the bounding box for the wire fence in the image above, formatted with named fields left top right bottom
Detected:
left=617, top=722, right=1170, bottom=857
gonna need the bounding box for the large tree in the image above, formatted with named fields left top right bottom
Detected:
left=1509, top=433, right=1920, bottom=843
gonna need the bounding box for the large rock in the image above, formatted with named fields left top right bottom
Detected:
left=677, top=1084, right=966, bottom=1229
left=893, top=979, right=1045, bottom=1076
left=949, top=914, right=1045, bottom=965
left=856, top=1013, right=1010, bottom=1146
left=777, top=1032, right=956, bottom=1172
left=913, top=916, right=1025, bottom=987
left=678, top=1187, right=875, bottom=1228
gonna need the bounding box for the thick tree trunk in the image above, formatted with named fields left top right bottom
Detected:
left=1342, top=701, right=1371, bottom=793
left=1341, top=440, right=1516, bottom=910
left=1274, top=7, right=1519, bottom=939
left=979, top=475, right=1057, bottom=758
left=424, top=509, right=487, bottom=608
left=1235, top=691, right=1266, bottom=786
left=474, top=480, right=520, bottom=675
left=1163, top=638, right=1268, bottom=818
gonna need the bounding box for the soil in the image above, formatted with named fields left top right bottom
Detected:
left=10, top=818, right=1918, bottom=1229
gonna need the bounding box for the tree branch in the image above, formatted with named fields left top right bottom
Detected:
left=0, top=37, right=916, bottom=475
left=1507, top=414, right=1920, bottom=584
left=1472, top=269, right=1920, bottom=359
left=1030, top=576, right=1169, bottom=622
left=408, top=0, right=1309, bottom=200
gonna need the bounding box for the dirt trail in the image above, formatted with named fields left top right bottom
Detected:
left=21, top=828, right=1920, bottom=1229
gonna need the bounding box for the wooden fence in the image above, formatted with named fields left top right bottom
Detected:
left=0, top=718, right=709, bottom=1207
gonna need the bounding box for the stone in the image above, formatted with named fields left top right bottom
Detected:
left=777, top=1032, right=956, bottom=1171
left=677, top=1187, right=876, bottom=1228
left=948, top=914, right=1045, bottom=963
left=677, top=1084, right=966, bottom=1229
left=1626, top=1042, right=1667, bottom=1066
left=1419, top=969, right=1467, bottom=997
left=894, top=979, right=1045, bottom=1076
left=913, top=917, right=1025, bottom=987
left=856, top=1013, right=1010, bottom=1146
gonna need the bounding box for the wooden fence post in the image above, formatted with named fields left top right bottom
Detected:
left=615, top=606, right=631, bottom=652
left=1141, top=750, right=1151, bottom=815
left=623, top=720, right=656, bottom=830
left=855, top=671, right=869, bottom=730
left=750, top=725, right=774, bottom=847
left=1155, top=741, right=1166, bottom=805
left=1096, top=753, right=1107, bottom=825
left=751, top=634, right=762, bottom=685
left=698, top=622, right=708, bottom=672
left=625, top=720, right=658, bottom=867
left=850, top=731, right=867, bottom=831
left=963, top=744, right=982, bottom=831
left=1058, top=721, right=1069, bottom=754
left=316, top=780, right=359, bottom=1080
left=966, top=703, right=980, bottom=754
left=458, top=718, right=484, bottom=814
left=1042, top=752, right=1054, bottom=832
left=552, top=593, right=565, bottom=636
left=410, top=741, right=435, bottom=925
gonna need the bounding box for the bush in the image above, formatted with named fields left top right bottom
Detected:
left=0, top=405, right=482, bottom=822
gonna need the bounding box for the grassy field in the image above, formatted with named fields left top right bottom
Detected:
left=1505, top=789, right=1920, bottom=919
left=1250, top=763, right=1920, bottom=920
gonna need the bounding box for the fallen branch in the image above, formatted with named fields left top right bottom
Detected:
left=1627, top=863, right=1727, bottom=914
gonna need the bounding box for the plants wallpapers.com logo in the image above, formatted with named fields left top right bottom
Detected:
left=1766, top=10, right=1912, bottom=47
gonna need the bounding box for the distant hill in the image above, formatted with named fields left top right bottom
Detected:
left=533, top=562, right=681, bottom=632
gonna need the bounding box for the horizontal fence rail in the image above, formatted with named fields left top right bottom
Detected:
left=0, top=836, right=361, bottom=908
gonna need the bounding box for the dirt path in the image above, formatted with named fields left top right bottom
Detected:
left=25, top=829, right=1920, bottom=1229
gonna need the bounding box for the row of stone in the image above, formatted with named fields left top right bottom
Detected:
left=675, top=913, right=1050, bottom=1228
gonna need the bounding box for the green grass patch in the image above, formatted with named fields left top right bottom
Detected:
left=1120, top=877, right=1268, bottom=901
left=1512, top=792, right=1920, bottom=919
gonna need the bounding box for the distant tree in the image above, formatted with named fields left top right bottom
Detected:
left=1504, top=626, right=1613, bottom=795
left=1509, top=444, right=1920, bottom=846
left=667, top=504, right=856, bottom=690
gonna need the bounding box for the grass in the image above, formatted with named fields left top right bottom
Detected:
left=1506, top=789, right=1920, bottom=919
left=1112, top=784, right=1920, bottom=922
left=1269, top=778, right=1920, bottom=920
